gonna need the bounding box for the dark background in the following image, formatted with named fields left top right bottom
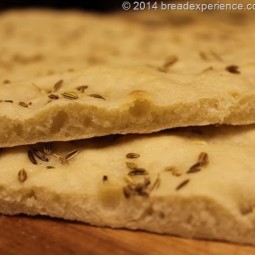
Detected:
left=0, top=0, right=134, bottom=11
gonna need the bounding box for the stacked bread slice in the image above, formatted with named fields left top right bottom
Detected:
left=1, top=8, right=255, bottom=245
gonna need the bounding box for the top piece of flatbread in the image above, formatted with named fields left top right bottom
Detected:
left=1, top=9, right=255, bottom=147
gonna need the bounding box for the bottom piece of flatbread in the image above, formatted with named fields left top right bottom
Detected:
left=0, top=125, right=255, bottom=245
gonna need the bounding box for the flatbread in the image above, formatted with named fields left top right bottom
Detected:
left=1, top=9, right=255, bottom=146
left=0, top=125, right=255, bottom=245
left=0, top=9, right=255, bottom=83
left=1, top=65, right=255, bottom=147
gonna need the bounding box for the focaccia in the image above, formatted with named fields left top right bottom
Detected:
left=1, top=66, right=255, bottom=147
left=0, top=125, right=255, bottom=245
left=0, top=9, right=255, bottom=83
left=1, top=9, right=255, bottom=147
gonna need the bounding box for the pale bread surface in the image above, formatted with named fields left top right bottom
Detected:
left=1, top=10, right=255, bottom=146
left=0, top=9, right=254, bottom=83
left=1, top=65, right=255, bottom=147
left=0, top=9, right=255, bottom=83
left=0, top=125, right=255, bottom=245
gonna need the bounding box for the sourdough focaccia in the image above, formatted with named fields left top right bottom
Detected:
left=0, top=9, right=255, bottom=83
left=1, top=9, right=255, bottom=146
left=0, top=125, right=255, bottom=245
left=1, top=66, right=255, bottom=147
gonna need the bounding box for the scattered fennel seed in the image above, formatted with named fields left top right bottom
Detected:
left=59, top=157, right=69, bottom=165
left=43, top=143, right=53, bottom=155
left=88, top=94, right=105, bottom=100
left=28, top=149, right=37, bottom=165
left=123, top=176, right=150, bottom=199
left=48, top=94, right=59, bottom=100
left=61, top=91, right=78, bottom=100
left=128, top=168, right=149, bottom=176
left=150, top=174, right=160, bottom=192
left=187, top=163, right=201, bottom=174
left=176, top=179, right=190, bottom=191
left=226, top=65, right=240, bottom=74
left=65, top=150, right=79, bottom=161
left=18, top=169, right=27, bottom=183
left=53, top=80, right=63, bottom=92
left=53, top=153, right=69, bottom=165
left=19, top=102, right=28, bottom=108
left=76, top=85, right=88, bottom=93
left=158, top=55, right=178, bottom=72
left=123, top=186, right=131, bottom=198
left=33, top=149, right=49, bottom=162
left=126, top=162, right=138, bottom=169
left=198, top=152, right=209, bottom=166
left=126, top=153, right=140, bottom=159
left=187, top=152, right=209, bottom=174
left=150, top=175, right=161, bottom=191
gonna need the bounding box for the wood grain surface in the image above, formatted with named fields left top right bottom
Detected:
left=0, top=215, right=254, bottom=255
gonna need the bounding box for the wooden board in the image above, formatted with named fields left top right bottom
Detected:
left=0, top=215, right=254, bottom=255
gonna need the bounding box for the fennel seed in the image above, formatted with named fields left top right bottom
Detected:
left=126, top=153, right=140, bottom=159
left=28, top=149, right=37, bottom=165
left=48, top=94, right=59, bottom=100
left=88, top=94, right=105, bottom=100
left=18, top=169, right=27, bottom=183
left=226, top=65, right=240, bottom=74
left=65, top=150, right=79, bottom=161
left=53, top=79, right=63, bottom=92
left=150, top=174, right=160, bottom=192
left=128, top=168, right=149, bottom=176
left=126, top=162, right=138, bottom=169
left=158, top=55, right=178, bottom=72
left=43, top=143, right=53, bottom=155
left=19, top=102, right=28, bottom=108
left=176, top=179, right=190, bottom=191
left=33, top=149, right=49, bottom=162
left=187, top=163, right=201, bottom=174
left=76, top=85, right=88, bottom=93
left=198, top=152, right=209, bottom=166
left=61, top=91, right=78, bottom=100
